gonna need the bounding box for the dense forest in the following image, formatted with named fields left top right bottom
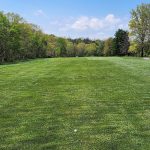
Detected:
left=0, top=3, right=150, bottom=63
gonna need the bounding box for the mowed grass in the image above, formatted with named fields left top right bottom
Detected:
left=0, top=57, right=150, bottom=150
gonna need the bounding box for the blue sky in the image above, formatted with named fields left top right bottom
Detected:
left=0, top=0, right=149, bottom=39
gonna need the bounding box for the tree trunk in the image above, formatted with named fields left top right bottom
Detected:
left=141, top=45, right=144, bottom=57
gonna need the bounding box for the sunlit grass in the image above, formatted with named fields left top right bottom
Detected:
left=0, top=57, right=150, bottom=149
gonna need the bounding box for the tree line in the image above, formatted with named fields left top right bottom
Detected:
left=0, top=3, right=150, bottom=63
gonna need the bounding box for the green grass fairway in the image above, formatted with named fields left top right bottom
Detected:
left=0, top=57, right=150, bottom=150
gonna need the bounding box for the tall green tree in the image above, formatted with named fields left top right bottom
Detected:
left=57, top=38, right=67, bottom=57
left=103, top=38, right=114, bottom=56
left=129, top=3, right=150, bottom=57
left=0, top=12, right=10, bottom=63
left=95, top=40, right=104, bottom=56
left=47, top=35, right=57, bottom=57
left=6, top=13, right=24, bottom=61
left=66, top=41, right=75, bottom=57
left=129, top=41, right=139, bottom=56
left=85, top=43, right=97, bottom=56
left=113, top=29, right=130, bottom=56
left=76, top=42, right=86, bottom=57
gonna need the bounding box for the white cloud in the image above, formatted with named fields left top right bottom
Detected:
left=71, top=16, right=89, bottom=30
left=118, top=23, right=128, bottom=30
left=105, top=14, right=120, bottom=24
left=34, top=9, right=47, bottom=18
left=89, top=18, right=103, bottom=29
left=46, top=14, right=129, bottom=39
left=71, top=14, right=122, bottom=31
left=71, top=16, right=104, bottom=30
